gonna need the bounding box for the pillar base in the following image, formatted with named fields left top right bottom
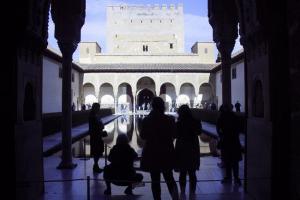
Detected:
left=56, top=161, right=77, bottom=169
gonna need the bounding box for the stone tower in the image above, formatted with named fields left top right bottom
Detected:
left=106, top=4, right=184, bottom=54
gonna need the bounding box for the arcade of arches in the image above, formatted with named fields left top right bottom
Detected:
left=83, top=76, right=214, bottom=113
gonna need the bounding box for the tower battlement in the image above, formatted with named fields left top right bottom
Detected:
left=106, top=3, right=184, bottom=54
left=107, top=3, right=183, bottom=12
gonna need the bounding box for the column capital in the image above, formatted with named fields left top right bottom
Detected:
left=51, top=0, right=86, bottom=43
left=58, top=41, right=78, bottom=60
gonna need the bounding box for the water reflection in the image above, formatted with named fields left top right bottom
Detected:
left=67, top=115, right=211, bottom=158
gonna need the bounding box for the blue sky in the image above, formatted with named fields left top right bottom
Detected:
left=48, top=0, right=242, bottom=61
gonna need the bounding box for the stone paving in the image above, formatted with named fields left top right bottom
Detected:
left=41, top=155, right=250, bottom=200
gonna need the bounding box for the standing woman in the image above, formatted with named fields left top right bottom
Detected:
left=175, top=105, right=202, bottom=195
left=89, top=103, right=107, bottom=173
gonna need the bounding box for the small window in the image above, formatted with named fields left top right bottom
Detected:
left=115, top=34, right=118, bottom=38
left=232, top=68, right=237, bottom=79
left=204, top=48, right=208, bottom=54
left=141, top=20, right=143, bottom=23
left=131, top=19, right=132, bottom=23
left=160, top=20, right=162, bottom=23
left=143, top=45, right=148, bottom=52
left=72, top=73, right=74, bottom=82
left=170, top=43, right=173, bottom=49
left=59, top=67, right=62, bottom=78
left=170, top=19, right=173, bottom=23
left=150, top=20, right=152, bottom=23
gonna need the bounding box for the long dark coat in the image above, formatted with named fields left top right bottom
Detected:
left=216, top=111, right=242, bottom=163
left=140, top=110, right=176, bottom=172
left=89, top=113, right=105, bottom=157
left=175, top=117, right=202, bottom=171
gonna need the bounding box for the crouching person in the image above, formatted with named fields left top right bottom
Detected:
left=103, top=134, right=143, bottom=195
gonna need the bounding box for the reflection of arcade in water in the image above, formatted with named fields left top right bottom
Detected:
left=69, top=115, right=211, bottom=158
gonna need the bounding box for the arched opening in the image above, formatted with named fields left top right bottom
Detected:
left=160, top=82, right=176, bottom=111
left=136, top=76, right=156, bottom=95
left=99, top=83, right=114, bottom=108
left=117, top=83, right=133, bottom=113
left=137, top=88, right=154, bottom=110
left=23, top=82, right=36, bottom=121
left=176, top=94, right=190, bottom=107
left=83, top=83, right=96, bottom=109
left=83, top=83, right=95, bottom=96
left=198, top=83, right=214, bottom=109
left=179, top=83, right=195, bottom=107
left=100, top=95, right=114, bottom=108
left=84, top=95, right=97, bottom=109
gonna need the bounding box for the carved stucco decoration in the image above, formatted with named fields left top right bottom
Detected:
left=51, top=0, right=86, bottom=44
left=208, top=0, right=239, bottom=55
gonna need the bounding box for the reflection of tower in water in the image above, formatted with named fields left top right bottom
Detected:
left=135, top=115, right=146, bottom=148
left=117, top=115, right=134, bottom=141
left=102, top=120, right=115, bottom=145
left=67, top=114, right=211, bottom=158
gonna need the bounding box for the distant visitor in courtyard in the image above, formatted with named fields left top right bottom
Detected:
left=210, top=102, right=217, bottom=110
left=234, top=101, right=241, bottom=112
left=175, top=104, right=202, bottom=196
left=103, top=134, right=143, bottom=195
left=89, top=103, right=108, bottom=173
left=140, top=97, right=179, bottom=200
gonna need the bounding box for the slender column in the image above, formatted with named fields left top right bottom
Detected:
left=57, top=42, right=77, bottom=169
left=51, top=0, right=86, bottom=169
left=217, top=41, right=235, bottom=106
left=208, top=0, right=238, bottom=107
left=114, top=95, right=118, bottom=114
left=133, top=96, right=136, bottom=114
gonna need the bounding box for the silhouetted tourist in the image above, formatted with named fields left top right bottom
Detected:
left=234, top=101, right=241, bottom=112
left=211, top=102, right=217, bottom=111
left=175, top=105, right=202, bottom=196
left=140, top=97, right=179, bottom=200
left=89, top=103, right=107, bottom=173
left=216, top=104, right=242, bottom=185
left=72, top=102, right=75, bottom=111
left=103, top=134, right=143, bottom=195
left=81, top=104, right=86, bottom=110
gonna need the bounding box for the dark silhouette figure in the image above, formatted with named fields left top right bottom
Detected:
left=81, top=104, right=86, bottom=110
left=89, top=103, right=107, bottom=173
left=140, top=97, right=179, bottom=200
left=234, top=101, right=241, bottom=112
left=175, top=105, right=202, bottom=195
left=216, top=104, right=242, bottom=185
left=72, top=102, right=75, bottom=111
left=210, top=102, right=217, bottom=111
left=103, top=134, right=143, bottom=195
